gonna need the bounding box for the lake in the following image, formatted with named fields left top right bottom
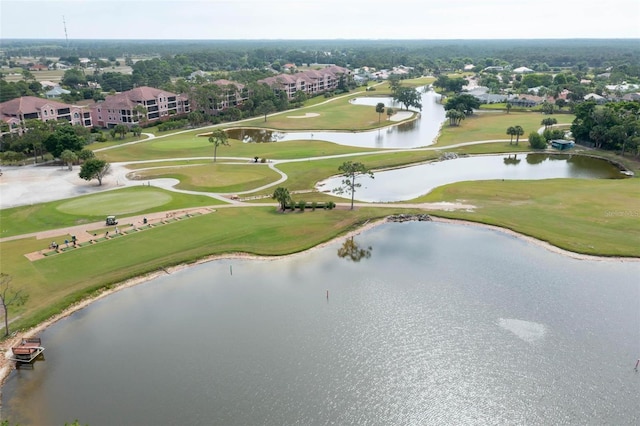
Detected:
left=317, top=153, right=627, bottom=202
left=225, top=89, right=446, bottom=149
left=2, top=222, right=639, bottom=425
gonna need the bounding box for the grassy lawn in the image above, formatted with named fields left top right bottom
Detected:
left=97, top=133, right=380, bottom=162
left=130, top=163, right=282, bottom=193
left=1, top=206, right=423, bottom=332
left=0, top=186, right=220, bottom=238
left=417, top=178, right=640, bottom=257
left=436, top=111, right=575, bottom=146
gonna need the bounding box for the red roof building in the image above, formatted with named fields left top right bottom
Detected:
left=91, top=86, right=190, bottom=128
left=0, top=96, right=92, bottom=133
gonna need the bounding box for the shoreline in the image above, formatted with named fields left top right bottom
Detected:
left=1, top=215, right=637, bottom=387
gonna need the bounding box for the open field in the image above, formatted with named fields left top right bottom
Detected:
left=419, top=178, right=640, bottom=257
left=0, top=186, right=220, bottom=238
left=437, top=111, right=575, bottom=146
left=130, top=163, right=282, bottom=193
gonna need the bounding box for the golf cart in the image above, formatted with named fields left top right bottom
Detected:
left=106, top=215, right=118, bottom=226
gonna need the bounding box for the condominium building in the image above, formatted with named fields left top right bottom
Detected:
left=0, top=96, right=93, bottom=133
left=91, top=86, right=190, bottom=128
left=258, top=65, right=351, bottom=99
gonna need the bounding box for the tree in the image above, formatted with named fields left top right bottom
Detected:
left=293, top=90, right=307, bottom=108
left=386, top=107, right=394, bottom=121
left=333, top=161, right=374, bottom=210
left=541, top=117, right=558, bottom=130
left=78, top=148, right=95, bottom=162
left=445, top=94, right=481, bottom=116
left=506, top=102, right=512, bottom=114
left=375, top=102, right=385, bottom=123
left=61, top=68, right=86, bottom=88
left=392, top=86, right=422, bottom=111
left=506, top=126, right=516, bottom=144
left=208, top=128, right=229, bottom=162
left=529, top=132, right=547, bottom=149
left=0, top=273, right=29, bottom=337
left=60, top=149, right=78, bottom=170
left=79, top=158, right=110, bottom=185
left=272, top=187, right=292, bottom=211
left=43, top=125, right=86, bottom=158
left=555, top=99, right=567, bottom=111
left=446, top=109, right=466, bottom=126
left=541, top=101, right=555, bottom=115
left=131, top=125, right=143, bottom=138
left=255, top=100, right=276, bottom=122
left=134, top=105, right=148, bottom=126
left=113, top=123, right=128, bottom=140
left=513, top=125, right=525, bottom=145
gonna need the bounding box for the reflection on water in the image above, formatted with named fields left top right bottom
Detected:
left=318, top=153, right=626, bottom=202
left=3, top=222, right=638, bottom=425
left=225, top=90, right=445, bottom=148
left=337, top=237, right=372, bottom=262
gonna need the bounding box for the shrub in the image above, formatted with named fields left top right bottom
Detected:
left=326, top=201, right=336, bottom=210
left=528, top=132, right=547, bottom=149
left=260, top=158, right=267, bottom=163
left=297, top=200, right=306, bottom=211
left=311, top=201, right=317, bottom=211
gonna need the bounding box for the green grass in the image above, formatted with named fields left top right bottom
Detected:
left=437, top=111, right=575, bottom=146
left=131, top=163, right=282, bottom=193
left=0, top=186, right=220, bottom=238
left=98, top=134, right=380, bottom=162
left=416, top=178, right=640, bottom=257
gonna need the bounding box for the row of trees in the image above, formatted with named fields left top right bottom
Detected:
left=571, top=100, right=640, bottom=156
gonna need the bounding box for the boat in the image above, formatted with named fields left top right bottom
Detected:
left=9, top=337, right=45, bottom=363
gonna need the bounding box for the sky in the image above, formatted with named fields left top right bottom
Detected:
left=1, top=0, right=639, bottom=40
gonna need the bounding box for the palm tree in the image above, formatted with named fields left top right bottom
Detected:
left=208, top=129, right=229, bottom=162
left=272, top=187, right=292, bottom=211
left=375, top=102, right=385, bottom=124
left=506, top=126, right=516, bottom=144
left=514, top=125, right=525, bottom=145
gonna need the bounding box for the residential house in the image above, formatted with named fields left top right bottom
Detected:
left=45, top=86, right=71, bottom=99
left=258, top=65, right=351, bottom=99
left=0, top=96, right=92, bottom=133
left=584, top=93, right=607, bottom=104
left=513, top=66, right=534, bottom=74
left=91, top=86, right=190, bottom=128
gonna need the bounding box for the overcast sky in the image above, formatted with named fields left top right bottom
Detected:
left=1, top=0, right=639, bottom=40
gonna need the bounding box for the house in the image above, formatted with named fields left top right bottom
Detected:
left=188, top=70, right=209, bottom=81
left=91, top=86, right=190, bottom=128
left=0, top=96, right=92, bottom=133
left=28, top=64, right=48, bottom=71
left=513, top=66, right=534, bottom=74
left=622, top=93, right=640, bottom=101
left=584, top=93, right=606, bottom=104
left=507, top=94, right=544, bottom=107
left=45, top=86, right=71, bottom=99
left=258, top=65, right=351, bottom=99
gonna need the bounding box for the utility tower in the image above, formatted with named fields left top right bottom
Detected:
left=63, top=15, right=69, bottom=49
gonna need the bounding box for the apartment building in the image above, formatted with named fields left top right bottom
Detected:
left=0, top=96, right=92, bottom=133
left=258, top=65, right=351, bottom=99
left=91, top=86, right=190, bottom=128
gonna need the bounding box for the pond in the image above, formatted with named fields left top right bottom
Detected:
left=317, top=153, right=627, bottom=202
left=225, top=89, right=445, bottom=149
left=2, top=222, right=639, bottom=425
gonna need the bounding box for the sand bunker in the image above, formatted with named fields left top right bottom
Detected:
left=287, top=112, right=320, bottom=119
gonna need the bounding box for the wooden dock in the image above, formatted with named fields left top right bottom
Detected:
left=9, top=337, right=45, bottom=363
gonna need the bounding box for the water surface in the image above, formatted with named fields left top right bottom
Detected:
left=318, top=153, right=626, bottom=202
left=3, top=222, right=639, bottom=425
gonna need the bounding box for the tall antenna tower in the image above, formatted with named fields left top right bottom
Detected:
left=63, top=15, right=69, bottom=49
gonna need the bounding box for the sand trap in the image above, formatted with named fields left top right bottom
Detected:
left=287, top=112, right=320, bottom=119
